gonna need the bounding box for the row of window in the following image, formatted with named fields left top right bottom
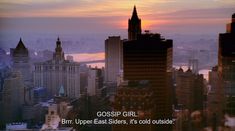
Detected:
left=35, top=66, right=79, bottom=72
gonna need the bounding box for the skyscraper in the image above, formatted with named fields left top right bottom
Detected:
left=218, top=13, right=235, bottom=116
left=123, top=33, right=173, bottom=118
left=87, top=67, right=103, bottom=96
left=113, top=81, right=156, bottom=131
left=105, top=36, right=122, bottom=83
left=128, top=6, right=141, bottom=40
left=207, top=66, right=224, bottom=127
left=0, top=71, right=25, bottom=125
left=34, top=38, right=80, bottom=99
left=112, top=6, right=174, bottom=130
left=175, top=68, right=204, bottom=112
left=11, top=38, right=31, bottom=82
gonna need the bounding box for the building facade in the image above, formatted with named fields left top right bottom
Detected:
left=11, top=38, right=31, bottom=82
left=175, top=68, right=204, bottom=112
left=105, top=36, right=122, bottom=83
left=123, top=33, right=173, bottom=117
left=87, top=67, right=103, bottom=96
left=218, top=13, right=235, bottom=116
left=0, top=71, right=25, bottom=124
left=113, top=81, right=156, bottom=131
left=207, top=66, right=225, bottom=127
left=34, top=38, right=80, bottom=99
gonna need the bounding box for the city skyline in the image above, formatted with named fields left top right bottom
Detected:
left=1, top=2, right=235, bottom=130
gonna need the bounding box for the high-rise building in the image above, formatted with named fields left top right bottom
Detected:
left=0, top=64, right=11, bottom=91
left=175, top=68, right=204, bottom=112
left=34, top=38, right=80, bottom=99
left=218, top=13, right=235, bottom=116
left=188, top=59, right=199, bottom=74
left=123, top=33, right=173, bottom=116
left=113, top=6, right=173, bottom=131
left=207, top=66, right=224, bottom=127
left=0, top=71, right=25, bottom=124
left=87, top=67, right=103, bottom=96
left=11, top=38, right=31, bottom=82
left=114, top=33, right=173, bottom=131
left=128, top=6, right=141, bottom=40
left=113, top=81, right=156, bottom=131
left=105, top=36, right=122, bottom=83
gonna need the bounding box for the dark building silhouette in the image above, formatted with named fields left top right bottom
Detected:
left=11, top=38, right=29, bottom=57
left=123, top=33, right=173, bottom=116
left=10, top=38, right=31, bottom=81
left=128, top=6, right=141, bottom=40
left=113, top=5, right=174, bottom=131
left=113, top=81, right=156, bottom=131
left=0, top=38, right=29, bottom=128
left=218, top=13, right=235, bottom=116
left=113, top=33, right=173, bottom=131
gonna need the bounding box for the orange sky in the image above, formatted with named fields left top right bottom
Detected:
left=0, top=0, right=234, bottom=34
left=0, top=0, right=235, bottom=17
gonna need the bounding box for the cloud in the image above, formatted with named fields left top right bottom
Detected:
left=0, top=0, right=234, bottom=35
left=4, top=0, right=232, bottom=17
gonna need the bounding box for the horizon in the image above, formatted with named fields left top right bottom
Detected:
left=0, top=0, right=234, bottom=37
left=0, top=0, right=234, bottom=69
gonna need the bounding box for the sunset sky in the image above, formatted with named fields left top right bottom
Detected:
left=0, top=0, right=235, bottom=53
left=0, top=0, right=234, bottom=17
left=0, top=0, right=235, bottom=32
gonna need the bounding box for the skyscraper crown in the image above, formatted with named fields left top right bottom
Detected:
left=53, top=37, right=64, bottom=61
left=232, top=13, right=235, bottom=23
left=131, top=5, right=139, bottom=20
left=13, top=38, right=28, bottom=57
left=128, top=5, right=142, bottom=40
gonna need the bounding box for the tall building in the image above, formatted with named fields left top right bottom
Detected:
left=11, top=38, right=31, bottom=82
left=34, top=38, right=80, bottom=99
left=128, top=6, right=141, bottom=40
left=0, top=71, right=25, bottom=125
left=188, top=59, right=199, bottom=74
left=113, top=81, right=156, bottom=131
left=0, top=64, right=10, bottom=92
left=207, top=66, right=224, bottom=127
left=87, top=67, right=103, bottom=96
left=123, top=33, right=173, bottom=114
left=105, top=36, right=122, bottom=83
left=112, top=5, right=173, bottom=131
left=120, top=33, right=173, bottom=130
left=218, top=13, right=235, bottom=116
left=175, top=68, right=204, bottom=112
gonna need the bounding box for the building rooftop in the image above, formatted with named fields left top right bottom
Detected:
left=12, top=38, right=29, bottom=57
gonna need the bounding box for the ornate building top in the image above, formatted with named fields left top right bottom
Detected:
left=53, top=37, right=65, bottom=61
left=12, top=38, right=28, bottom=57
left=131, top=5, right=140, bottom=21
left=128, top=6, right=142, bottom=40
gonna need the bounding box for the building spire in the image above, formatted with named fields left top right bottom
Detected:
left=53, top=37, right=64, bottom=61
left=13, top=37, right=29, bottom=57
left=128, top=5, right=142, bottom=40
left=131, top=5, right=139, bottom=20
